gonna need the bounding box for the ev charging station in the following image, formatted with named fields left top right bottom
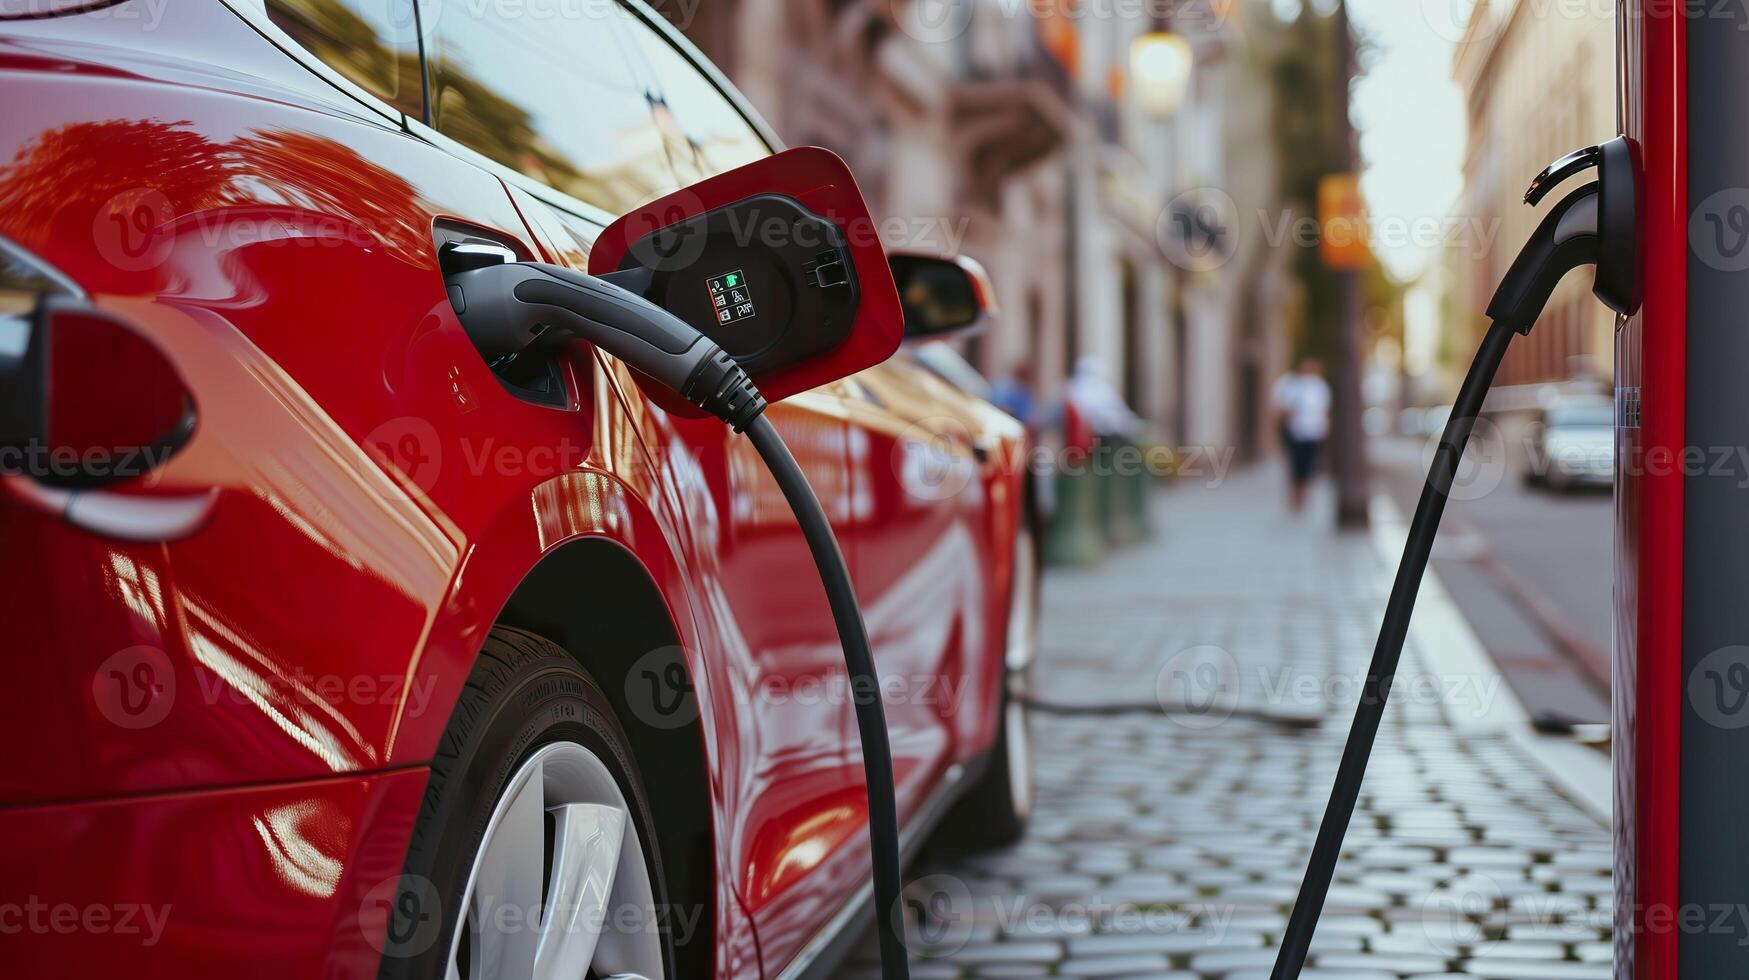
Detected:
left=1613, top=2, right=1749, bottom=977
left=1276, top=4, right=1749, bottom=979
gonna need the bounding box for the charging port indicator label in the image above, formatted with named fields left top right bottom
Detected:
left=707, top=270, right=756, bottom=325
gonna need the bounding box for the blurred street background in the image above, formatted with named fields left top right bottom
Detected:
left=646, top=0, right=1621, bottom=973
left=650, top=0, right=1618, bottom=730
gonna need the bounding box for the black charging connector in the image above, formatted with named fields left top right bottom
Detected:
left=1270, top=136, right=1640, bottom=980
left=444, top=256, right=912, bottom=980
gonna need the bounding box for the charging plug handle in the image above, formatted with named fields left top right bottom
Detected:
left=1486, top=183, right=1602, bottom=333
left=446, top=261, right=765, bottom=431
left=442, top=256, right=910, bottom=980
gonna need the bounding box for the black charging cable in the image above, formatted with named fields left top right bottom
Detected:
left=1270, top=137, right=1639, bottom=980
left=445, top=257, right=913, bottom=980
left=745, top=414, right=911, bottom=977
left=1270, top=317, right=1513, bottom=978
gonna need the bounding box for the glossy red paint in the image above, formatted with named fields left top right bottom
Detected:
left=1616, top=3, right=1682, bottom=978
left=0, top=5, right=1024, bottom=977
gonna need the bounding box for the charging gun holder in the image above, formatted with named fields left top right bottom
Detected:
left=1270, top=136, right=1641, bottom=980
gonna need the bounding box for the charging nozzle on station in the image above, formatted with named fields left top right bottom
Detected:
left=1489, top=136, right=1642, bottom=331
left=1270, top=136, right=1641, bottom=980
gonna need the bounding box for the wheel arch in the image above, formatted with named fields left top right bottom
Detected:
left=492, top=535, right=718, bottom=979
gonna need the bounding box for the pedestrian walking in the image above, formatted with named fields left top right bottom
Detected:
left=1272, top=357, right=1331, bottom=512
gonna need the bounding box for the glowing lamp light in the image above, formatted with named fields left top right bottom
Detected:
left=1130, top=32, right=1193, bottom=118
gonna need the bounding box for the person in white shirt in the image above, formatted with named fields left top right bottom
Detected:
left=1271, top=358, right=1332, bottom=512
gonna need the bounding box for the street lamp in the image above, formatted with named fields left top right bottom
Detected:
left=1130, top=32, right=1193, bottom=118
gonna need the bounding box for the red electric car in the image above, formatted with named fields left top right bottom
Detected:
left=0, top=2, right=1036, bottom=977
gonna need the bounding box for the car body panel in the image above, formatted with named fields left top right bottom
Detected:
left=0, top=4, right=1025, bottom=977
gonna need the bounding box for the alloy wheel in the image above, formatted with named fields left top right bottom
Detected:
left=448, top=741, right=665, bottom=980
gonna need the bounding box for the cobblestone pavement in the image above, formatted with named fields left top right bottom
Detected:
left=850, top=469, right=1613, bottom=979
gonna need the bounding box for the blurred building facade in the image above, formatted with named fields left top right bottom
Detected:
left=660, top=0, right=1289, bottom=456
left=1450, top=0, right=1618, bottom=390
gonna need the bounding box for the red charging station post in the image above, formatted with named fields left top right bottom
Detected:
left=1612, top=4, right=1676, bottom=978
left=1616, top=2, right=1749, bottom=977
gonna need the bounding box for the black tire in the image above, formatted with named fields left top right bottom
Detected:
left=935, top=676, right=1032, bottom=851
left=377, top=626, right=674, bottom=980
left=935, top=519, right=1038, bottom=852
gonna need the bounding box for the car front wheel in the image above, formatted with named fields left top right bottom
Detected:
left=379, top=627, right=672, bottom=980
left=937, top=518, right=1038, bottom=850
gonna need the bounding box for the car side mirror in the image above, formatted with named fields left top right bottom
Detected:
left=588, top=147, right=904, bottom=413
left=889, top=251, right=996, bottom=342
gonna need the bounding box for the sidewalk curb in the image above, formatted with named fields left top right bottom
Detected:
left=1367, top=495, right=1613, bottom=827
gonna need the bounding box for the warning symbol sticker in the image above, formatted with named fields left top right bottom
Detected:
left=706, top=269, right=756, bottom=325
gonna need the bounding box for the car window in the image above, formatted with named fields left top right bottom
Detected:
left=265, top=0, right=424, bottom=117
left=619, top=13, right=771, bottom=184
left=424, top=1, right=679, bottom=215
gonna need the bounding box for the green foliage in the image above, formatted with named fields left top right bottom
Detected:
left=1268, top=2, right=1401, bottom=361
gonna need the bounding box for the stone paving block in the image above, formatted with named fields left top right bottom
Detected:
left=1058, top=953, right=1174, bottom=976
left=852, top=476, right=1614, bottom=979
